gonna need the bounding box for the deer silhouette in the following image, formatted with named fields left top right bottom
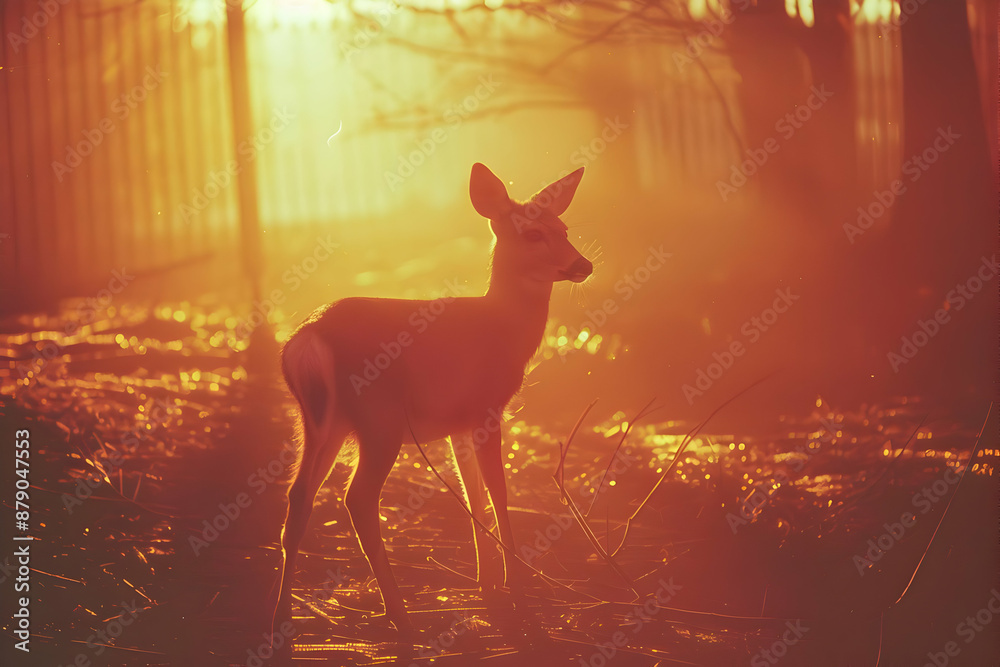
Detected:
left=276, top=163, right=592, bottom=632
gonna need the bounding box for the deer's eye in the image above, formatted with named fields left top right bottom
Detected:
left=523, top=230, right=544, bottom=242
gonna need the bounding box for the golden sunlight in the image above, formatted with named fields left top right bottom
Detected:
left=1, top=0, right=994, bottom=662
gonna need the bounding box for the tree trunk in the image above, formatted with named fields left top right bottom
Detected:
left=866, top=0, right=995, bottom=404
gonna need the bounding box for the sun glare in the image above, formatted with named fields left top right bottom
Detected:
left=852, top=0, right=897, bottom=23
left=784, top=0, right=815, bottom=26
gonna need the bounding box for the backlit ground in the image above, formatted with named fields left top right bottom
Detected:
left=0, top=300, right=995, bottom=666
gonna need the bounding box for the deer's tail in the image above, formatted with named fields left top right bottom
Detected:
left=281, top=326, right=342, bottom=457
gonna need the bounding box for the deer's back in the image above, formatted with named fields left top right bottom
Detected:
left=291, top=297, right=541, bottom=438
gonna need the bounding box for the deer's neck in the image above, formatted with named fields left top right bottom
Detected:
left=484, top=259, right=552, bottom=364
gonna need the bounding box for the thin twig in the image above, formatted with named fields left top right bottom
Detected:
left=892, top=403, right=992, bottom=606
left=551, top=451, right=641, bottom=598
left=585, top=397, right=658, bottom=518
left=75, top=436, right=174, bottom=517
left=610, top=375, right=770, bottom=558
left=541, top=5, right=650, bottom=74
left=847, top=415, right=927, bottom=502
left=874, top=610, right=884, bottom=666
left=884, top=416, right=925, bottom=471
left=556, top=399, right=599, bottom=490
left=677, top=4, right=747, bottom=155
left=601, top=597, right=805, bottom=623
left=405, top=412, right=600, bottom=602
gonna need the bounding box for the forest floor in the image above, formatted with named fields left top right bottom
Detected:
left=0, top=300, right=996, bottom=667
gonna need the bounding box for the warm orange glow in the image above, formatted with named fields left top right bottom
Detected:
left=1, top=0, right=994, bottom=661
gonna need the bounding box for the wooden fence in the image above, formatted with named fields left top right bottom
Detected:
left=2, top=0, right=989, bottom=311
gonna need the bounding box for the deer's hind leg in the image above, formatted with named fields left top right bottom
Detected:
left=278, top=415, right=351, bottom=610
left=346, top=422, right=409, bottom=630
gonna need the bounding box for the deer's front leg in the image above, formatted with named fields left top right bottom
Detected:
left=474, top=426, right=529, bottom=591
left=451, top=433, right=503, bottom=591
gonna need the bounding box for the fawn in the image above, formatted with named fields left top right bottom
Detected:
left=276, top=163, right=592, bottom=632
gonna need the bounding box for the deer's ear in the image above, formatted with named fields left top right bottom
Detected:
left=532, top=167, right=584, bottom=216
left=470, top=163, right=512, bottom=220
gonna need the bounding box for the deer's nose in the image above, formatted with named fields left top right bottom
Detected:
left=564, top=256, right=593, bottom=283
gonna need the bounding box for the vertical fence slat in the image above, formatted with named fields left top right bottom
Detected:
left=16, top=1, right=41, bottom=299
left=28, top=2, right=54, bottom=295
left=37, top=1, right=68, bottom=289
left=2, top=2, right=827, bottom=310
left=289, top=22, right=307, bottom=226
left=138, top=3, right=155, bottom=267
left=212, top=14, right=233, bottom=250
left=52, top=0, right=78, bottom=283
left=145, top=2, right=172, bottom=267
left=167, top=2, right=192, bottom=261
left=71, top=2, right=96, bottom=287
left=0, top=2, right=20, bottom=306
left=180, top=17, right=208, bottom=251
left=84, top=4, right=109, bottom=283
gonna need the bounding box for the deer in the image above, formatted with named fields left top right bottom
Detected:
left=275, top=162, right=593, bottom=633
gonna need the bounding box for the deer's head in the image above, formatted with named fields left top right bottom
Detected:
left=470, top=163, right=593, bottom=287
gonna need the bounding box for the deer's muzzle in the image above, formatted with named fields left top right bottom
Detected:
left=561, top=257, right=593, bottom=283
